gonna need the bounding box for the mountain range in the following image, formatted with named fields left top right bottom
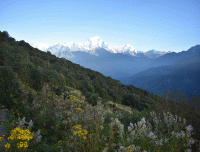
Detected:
left=43, top=36, right=173, bottom=57
left=42, top=36, right=200, bottom=100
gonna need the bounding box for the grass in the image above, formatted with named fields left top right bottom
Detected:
left=0, top=84, right=199, bottom=152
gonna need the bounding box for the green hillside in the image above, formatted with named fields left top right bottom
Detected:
left=0, top=31, right=199, bottom=151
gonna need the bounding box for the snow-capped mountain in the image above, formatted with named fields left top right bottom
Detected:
left=145, top=49, right=173, bottom=58
left=43, top=36, right=173, bottom=57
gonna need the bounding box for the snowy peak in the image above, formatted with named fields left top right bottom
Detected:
left=84, top=36, right=111, bottom=50
left=146, top=50, right=173, bottom=55
left=111, top=44, right=140, bottom=56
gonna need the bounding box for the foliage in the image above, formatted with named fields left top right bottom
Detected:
left=0, top=66, right=20, bottom=110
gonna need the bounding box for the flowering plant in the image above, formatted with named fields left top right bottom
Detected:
left=3, top=127, right=33, bottom=152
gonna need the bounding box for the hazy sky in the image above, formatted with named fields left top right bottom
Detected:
left=1, top=0, right=199, bottom=52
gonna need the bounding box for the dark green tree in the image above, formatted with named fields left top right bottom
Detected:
left=121, top=94, right=142, bottom=111
left=82, top=80, right=95, bottom=95
left=85, top=92, right=99, bottom=106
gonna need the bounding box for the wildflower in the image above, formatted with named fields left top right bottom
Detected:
left=180, top=130, right=186, bottom=138
left=130, top=122, right=133, bottom=128
left=32, top=129, right=42, bottom=143
left=4, top=142, right=11, bottom=149
left=28, top=120, right=33, bottom=129
left=5, top=127, right=33, bottom=150
left=185, top=125, right=193, bottom=132
left=148, top=132, right=157, bottom=139
left=130, top=130, right=136, bottom=136
left=75, top=108, right=84, bottom=112
left=73, top=125, right=88, bottom=139
left=128, top=126, right=132, bottom=132
left=100, top=125, right=104, bottom=130
left=189, top=138, right=195, bottom=144
left=58, top=140, right=62, bottom=146
left=0, top=135, right=5, bottom=142
left=141, top=117, right=146, bottom=124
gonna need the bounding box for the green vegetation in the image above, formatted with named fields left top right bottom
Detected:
left=0, top=31, right=199, bottom=151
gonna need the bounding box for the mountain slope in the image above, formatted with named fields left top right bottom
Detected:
left=149, top=45, right=200, bottom=67
left=139, top=56, right=200, bottom=99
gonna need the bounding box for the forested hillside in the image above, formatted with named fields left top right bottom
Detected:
left=0, top=31, right=170, bottom=112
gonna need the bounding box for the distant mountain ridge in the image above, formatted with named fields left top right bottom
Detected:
left=123, top=46, right=200, bottom=99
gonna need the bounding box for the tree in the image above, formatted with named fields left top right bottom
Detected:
left=82, top=80, right=95, bottom=95
left=85, top=92, right=99, bottom=106
left=121, top=94, right=141, bottom=111
left=0, top=31, right=10, bottom=42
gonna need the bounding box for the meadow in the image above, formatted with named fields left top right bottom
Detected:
left=0, top=84, right=199, bottom=152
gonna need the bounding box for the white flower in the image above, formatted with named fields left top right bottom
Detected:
left=130, top=122, right=133, bottom=128
left=148, top=132, right=156, bottom=139
left=186, top=125, right=193, bottom=132
left=28, top=120, right=33, bottom=129
left=120, top=146, right=125, bottom=149
left=120, top=124, right=124, bottom=130
left=100, top=125, right=104, bottom=130
left=142, top=124, right=146, bottom=129
left=128, top=126, right=132, bottom=132
left=130, top=130, right=136, bottom=136
left=137, top=121, right=143, bottom=127
left=189, top=138, right=195, bottom=144
left=141, top=117, right=146, bottom=124
left=159, top=139, right=163, bottom=146
left=180, top=130, right=185, bottom=138
left=176, top=132, right=181, bottom=138
left=36, top=129, right=41, bottom=136
left=127, top=138, right=131, bottom=142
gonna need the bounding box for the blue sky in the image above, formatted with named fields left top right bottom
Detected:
left=1, top=0, right=199, bottom=52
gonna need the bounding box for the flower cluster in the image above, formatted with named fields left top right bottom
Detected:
left=75, top=107, right=84, bottom=112
left=123, top=145, right=141, bottom=152
left=69, top=94, right=77, bottom=100
left=109, top=117, right=125, bottom=140
left=73, top=125, right=88, bottom=139
left=6, top=127, right=33, bottom=149
left=0, top=116, right=42, bottom=151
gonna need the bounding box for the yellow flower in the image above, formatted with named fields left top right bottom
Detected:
left=59, top=140, right=62, bottom=146
left=4, top=142, right=11, bottom=149
left=73, top=131, right=78, bottom=136
left=74, top=125, right=82, bottom=129
left=23, top=141, right=29, bottom=148
left=0, top=136, right=4, bottom=142
left=83, top=136, right=86, bottom=139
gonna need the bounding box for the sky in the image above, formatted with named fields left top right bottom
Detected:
left=1, top=0, right=200, bottom=52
